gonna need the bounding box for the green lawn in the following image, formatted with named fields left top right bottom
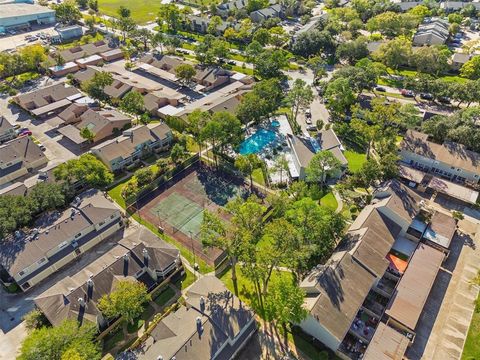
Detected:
left=103, top=328, right=123, bottom=352
left=320, top=192, right=338, bottom=211
left=127, top=304, right=155, bottom=333
left=462, top=295, right=480, bottom=359
left=344, top=150, right=367, bottom=173
left=220, top=267, right=294, bottom=306
left=252, top=168, right=265, bottom=186
left=154, top=286, right=176, bottom=307
left=98, top=0, right=161, bottom=23
left=173, top=269, right=196, bottom=290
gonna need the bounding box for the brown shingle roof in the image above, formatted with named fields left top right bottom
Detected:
left=401, top=130, right=480, bottom=174
left=0, top=136, right=47, bottom=173
left=35, top=228, right=179, bottom=327
left=0, top=190, right=117, bottom=276
left=14, top=83, right=80, bottom=111
left=363, top=322, right=410, bottom=360
left=309, top=253, right=376, bottom=342
left=348, top=209, right=402, bottom=277
left=91, top=123, right=171, bottom=163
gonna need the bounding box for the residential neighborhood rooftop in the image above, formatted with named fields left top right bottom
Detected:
left=385, top=243, right=445, bottom=330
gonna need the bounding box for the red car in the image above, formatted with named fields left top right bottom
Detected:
left=19, top=130, right=32, bottom=136
left=400, top=89, right=415, bottom=97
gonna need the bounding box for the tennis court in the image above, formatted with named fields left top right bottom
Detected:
left=137, top=162, right=250, bottom=266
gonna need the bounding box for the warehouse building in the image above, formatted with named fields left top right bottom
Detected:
left=0, top=3, right=55, bottom=33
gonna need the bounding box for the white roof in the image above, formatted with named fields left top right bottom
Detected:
left=76, top=55, right=102, bottom=65
left=157, top=104, right=183, bottom=116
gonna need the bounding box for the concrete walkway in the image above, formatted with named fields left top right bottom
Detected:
left=407, top=221, right=480, bottom=360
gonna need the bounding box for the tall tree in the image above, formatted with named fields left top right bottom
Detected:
left=264, top=277, right=307, bottom=347
left=98, top=280, right=151, bottom=335
left=288, top=79, right=314, bottom=126
left=120, top=90, right=144, bottom=120
left=80, top=127, right=95, bottom=143
left=18, top=320, right=100, bottom=360
left=175, top=63, right=196, bottom=86
left=83, top=71, right=113, bottom=102
left=305, top=151, right=342, bottom=189
left=55, top=0, right=82, bottom=24
left=235, top=154, right=263, bottom=191
left=54, top=154, right=114, bottom=188
left=201, top=196, right=266, bottom=295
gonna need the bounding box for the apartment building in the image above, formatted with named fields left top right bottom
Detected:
left=300, top=180, right=450, bottom=359
left=138, top=276, right=257, bottom=360
left=91, top=123, right=173, bottom=171
left=0, top=190, right=123, bottom=291
left=35, top=227, right=180, bottom=328
left=399, top=130, right=480, bottom=185
left=57, top=108, right=131, bottom=145
left=0, top=116, right=17, bottom=144
left=13, top=82, right=81, bottom=117
left=0, top=136, right=48, bottom=186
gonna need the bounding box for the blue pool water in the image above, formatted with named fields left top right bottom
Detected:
left=239, top=128, right=278, bottom=155
left=271, top=120, right=280, bottom=128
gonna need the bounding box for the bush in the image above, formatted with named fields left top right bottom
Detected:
left=134, top=167, right=155, bottom=187
left=23, top=309, right=49, bottom=332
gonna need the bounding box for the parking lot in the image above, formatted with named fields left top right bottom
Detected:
left=0, top=26, right=57, bottom=52
left=0, top=81, right=78, bottom=179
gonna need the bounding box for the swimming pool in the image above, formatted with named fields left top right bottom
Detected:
left=239, top=128, right=278, bottom=155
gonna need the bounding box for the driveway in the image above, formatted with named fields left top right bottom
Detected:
left=406, top=222, right=480, bottom=360
left=0, top=88, right=78, bottom=170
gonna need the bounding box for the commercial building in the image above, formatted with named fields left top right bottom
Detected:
left=91, top=123, right=173, bottom=171
left=0, top=190, right=123, bottom=291
left=35, top=227, right=181, bottom=328
left=0, top=3, right=55, bottom=33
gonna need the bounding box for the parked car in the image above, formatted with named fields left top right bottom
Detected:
left=401, top=89, right=415, bottom=97
left=375, top=86, right=386, bottom=92
left=19, top=131, right=32, bottom=137
left=227, top=60, right=236, bottom=65
left=438, top=96, right=451, bottom=104
left=420, top=93, right=434, bottom=100
left=39, top=144, right=46, bottom=151
left=306, top=125, right=317, bottom=131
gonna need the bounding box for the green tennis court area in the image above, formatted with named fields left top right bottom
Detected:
left=150, top=192, right=204, bottom=238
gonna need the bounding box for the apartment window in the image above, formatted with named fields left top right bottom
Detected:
left=21, top=282, right=31, bottom=290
